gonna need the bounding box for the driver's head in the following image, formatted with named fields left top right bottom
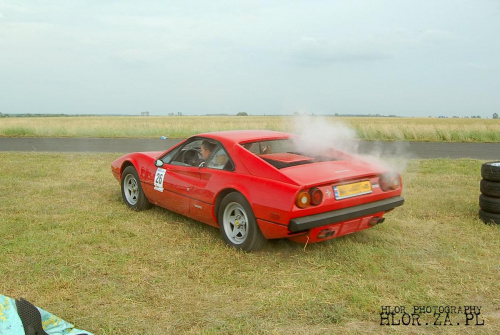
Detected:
left=201, top=141, right=216, bottom=159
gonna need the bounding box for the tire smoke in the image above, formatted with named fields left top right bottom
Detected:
left=291, top=115, right=411, bottom=173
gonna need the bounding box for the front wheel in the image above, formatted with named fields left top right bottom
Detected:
left=218, top=192, right=266, bottom=252
left=121, top=166, right=151, bottom=211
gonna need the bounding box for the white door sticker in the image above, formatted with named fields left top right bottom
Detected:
left=154, top=168, right=166, bottom=192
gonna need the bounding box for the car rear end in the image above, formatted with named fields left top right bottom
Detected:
left=282, top=161, right=404, bottom=243
left=236, top=135, right=404, bottom=244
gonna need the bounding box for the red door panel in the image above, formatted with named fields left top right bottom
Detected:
left=147, top=165, right=200, bottom=216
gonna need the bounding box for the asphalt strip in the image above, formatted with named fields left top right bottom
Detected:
left=0, top=137, right=499, bottom=160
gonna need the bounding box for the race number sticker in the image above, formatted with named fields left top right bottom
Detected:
left=154, top=168, right=166, bottom=192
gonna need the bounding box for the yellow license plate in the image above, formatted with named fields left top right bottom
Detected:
left=334, top=181, right=372, bottom=200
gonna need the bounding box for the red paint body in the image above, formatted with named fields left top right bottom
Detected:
left=111, top=130, right=404, bottom=244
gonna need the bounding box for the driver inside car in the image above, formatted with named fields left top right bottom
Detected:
left=200, top=140, right=216, bottom=161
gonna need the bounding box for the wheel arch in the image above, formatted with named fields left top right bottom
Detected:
left=214, top=188, right=248, bottom=224
left=120, top=160, right=139, bottom=179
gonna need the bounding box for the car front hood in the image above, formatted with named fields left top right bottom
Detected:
left=141, top=151, right=163, bottom=159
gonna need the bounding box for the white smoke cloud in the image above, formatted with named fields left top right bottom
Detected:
left=359, top=140, right=411, bottom=174
left=291, top=115, right=360, bottom=156
left=291, top=115, right=411, bottom=173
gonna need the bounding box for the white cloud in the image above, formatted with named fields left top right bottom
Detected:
left=0, top=0, right=499, bottom=117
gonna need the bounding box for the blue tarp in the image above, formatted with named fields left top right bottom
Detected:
left=0, top=295, right=92, bottom=335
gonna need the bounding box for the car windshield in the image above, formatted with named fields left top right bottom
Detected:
left=241, top=139, right=342, bottom=169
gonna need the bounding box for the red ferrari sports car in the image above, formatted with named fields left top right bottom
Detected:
left=111, top=130, right=404, bottom=251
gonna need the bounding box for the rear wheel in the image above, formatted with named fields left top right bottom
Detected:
left=121, top=166, right=151, bottom=211
left=218, top=192, right=266, bottom=252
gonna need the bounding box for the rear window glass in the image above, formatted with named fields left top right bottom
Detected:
left=241, top=139, right=341, bottom=169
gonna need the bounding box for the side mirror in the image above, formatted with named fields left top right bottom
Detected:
left=155, top=159, right=164, bottom=167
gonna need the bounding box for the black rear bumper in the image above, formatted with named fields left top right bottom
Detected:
left=289, top=196, right=404, bottom=232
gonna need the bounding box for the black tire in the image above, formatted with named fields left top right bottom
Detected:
left=479, top=209, right=500, bottom=224
left=481, top=161, right=500, bottom=182
left=479, top=195, right=500, bottom=214
left=121, top=166, right=152, bottom=211
left=217, top=192, right=267, bottom=252
left=480, top=179, right=500, bottom=198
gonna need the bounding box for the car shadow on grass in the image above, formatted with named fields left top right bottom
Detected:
left=112, top=195, right=372, bottom=254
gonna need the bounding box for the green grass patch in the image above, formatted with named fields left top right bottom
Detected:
left=1, top=153, right=499, bottom=334
left=1, top=116, right=499, bottom=142
left=2, top=127, right=37, bottom=137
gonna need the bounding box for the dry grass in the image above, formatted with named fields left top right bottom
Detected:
left=0, top=116, right=499, bottom=142
left=354, top=117, right=500, bottom=142
left=0, top=152, right=499, bottom=334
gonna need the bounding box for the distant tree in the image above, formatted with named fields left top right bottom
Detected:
left=493, top=113, right=499, bottom=119
left=236, top=112, right=248, bottom=116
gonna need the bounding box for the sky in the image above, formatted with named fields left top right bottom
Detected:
left=0, top=0, right=499, bottom=118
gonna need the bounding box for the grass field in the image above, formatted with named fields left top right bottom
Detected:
left=1, top=152, right=499, bottom=334
left=1, top=116, right=499, bottom=142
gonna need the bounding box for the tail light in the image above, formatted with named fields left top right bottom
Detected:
left=379, top=172, right=401, bottom=191
left=309, top=188, right=323, bottom=206
left=296, top=188, right=324, bottom=208
left=296, top=191, right=311, bottom=208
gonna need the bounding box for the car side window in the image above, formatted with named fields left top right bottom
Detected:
left=160, top=146, right=181, bottom=164
left=158, top=139, right=203, bottom=167
left=169, top=140, right=203, bottom=166
left=159, top=138, right=234, bottom=170
left=205, top=146, right=233, bottom=170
